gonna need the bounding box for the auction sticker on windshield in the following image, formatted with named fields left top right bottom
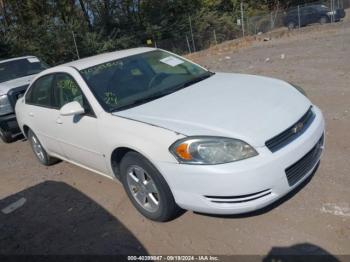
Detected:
left=160, top=56, right=184, bottom=67
left=27, top=57, right=40, bottom=63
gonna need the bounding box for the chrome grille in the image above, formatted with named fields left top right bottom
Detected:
left=285, top=134, right=324, bottom=187
left=265, top=107, right=315, bottom=152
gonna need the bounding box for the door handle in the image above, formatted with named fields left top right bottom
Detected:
left=29, top=112, right=34, bottom=117
left=56, top=117, right=63, bottom=124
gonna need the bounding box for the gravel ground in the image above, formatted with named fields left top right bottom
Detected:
left=0, top=16, right=349, bottom=256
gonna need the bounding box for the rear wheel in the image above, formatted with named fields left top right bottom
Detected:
left=120, top=151, right=181, bottom=222
left=287, top=21, right=296, bottom=30
left=28, top=129, right=59, bottom=166
left=0, top=126, right=14, bottom=143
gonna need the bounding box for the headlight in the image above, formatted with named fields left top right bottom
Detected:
left=169, top=136, right=258, bottom=165
left=290, top=83, right=307, bottom=97
left=0, top=95, right=13, bottom=115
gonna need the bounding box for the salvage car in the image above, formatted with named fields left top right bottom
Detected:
left=0, top=56, right=48, bottom=142
left=15, top=48, right=325, bottom=221
left=283, top=4, right=346, bottom=29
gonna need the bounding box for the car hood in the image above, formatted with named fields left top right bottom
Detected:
left=113, top=73, right=311, bottom=147
left=0, top=75, right=34, bottom=96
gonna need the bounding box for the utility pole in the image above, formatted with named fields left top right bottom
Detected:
left=152, top=33, right=157, bottom=48
left=72, top=31, right=80, bottom=59
left=297, top=5, right=301, bottom=28
left=331, top=0, right=335, bottom=22
left=330, top=0, right=333, bottom=23
left=186, top=35, right=192, bottom=53
left=240, top=1, right=245, bottom=37
left=213, top=29, right=218, bottom=45
left=270, top=12, right=274, bottom=30
left=189, top=15, right=196, bottom=52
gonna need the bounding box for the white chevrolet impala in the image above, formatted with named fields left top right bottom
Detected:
left=15, top=48, right=325, bottom=221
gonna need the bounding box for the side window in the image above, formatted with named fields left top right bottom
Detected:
left=52, top=73, right=94, bottom=115
left=303, top=7, right=314, bottom=15
left=26, top=74, right=54, bottom=107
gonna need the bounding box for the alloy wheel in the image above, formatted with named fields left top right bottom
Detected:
left=31, top=134, right=45, bottom=161
left=126, top=165, right=160, bottom=213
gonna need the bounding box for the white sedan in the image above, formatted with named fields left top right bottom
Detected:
left=15, top=48, right=325, bottom=221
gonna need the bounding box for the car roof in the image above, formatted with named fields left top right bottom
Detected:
left=288, top=4, right=328, bottom=11
left=305, top=4, right=328, bottom=8
left=61, top=47, right=156, bottom=71
left=0, top=55, right=39, bottom=64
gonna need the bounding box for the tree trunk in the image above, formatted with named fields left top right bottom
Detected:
left=78, top=0, right=92, bottom=31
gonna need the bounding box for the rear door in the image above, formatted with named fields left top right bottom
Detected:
left=25, top=74, right=64, bottom=156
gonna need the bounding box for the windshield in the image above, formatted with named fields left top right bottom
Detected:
left=0, top=57, right=48, bottom=83
left=80, top=50, right=211, bottom=112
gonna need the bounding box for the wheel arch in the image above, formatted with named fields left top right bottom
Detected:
left=23, top=125, right=30, bottom=136
left=110, top=146, right=171, bottom=183
left=288, top=19, right=297, bottom=25
left=110, top=147, right=138, bottom=180
left=320, top=15, right=329, bottom=23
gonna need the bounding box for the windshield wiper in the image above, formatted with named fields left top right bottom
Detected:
left=111, top=72, right=215, bottom=112
left=111, top=92, right=171, bottom=112
left=174, top=72, right=215, bottom=91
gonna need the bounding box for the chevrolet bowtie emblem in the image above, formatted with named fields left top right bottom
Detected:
left=292, top=122, right=304, bottom=134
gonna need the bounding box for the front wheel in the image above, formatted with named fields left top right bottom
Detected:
left=120, top=151, right=181, bottom=222
left=0, top=127, right=14, bottom=143
left=28, top=129, right=59, bottom=166
left=320, top=16, right=328, bottom=24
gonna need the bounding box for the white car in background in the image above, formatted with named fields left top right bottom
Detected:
left=15, top=48, right=325, bottom=221
left=0, top=56, right=47, bottom=142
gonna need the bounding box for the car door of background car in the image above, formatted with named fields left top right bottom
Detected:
left=302, top=7, right=316, bottom=25
left=25, top=74, right=64, bottom=156
left=51, top=72, right=108, bottom=174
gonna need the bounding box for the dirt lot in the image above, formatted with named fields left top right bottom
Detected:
left=1, top=17, right=350, bottom=256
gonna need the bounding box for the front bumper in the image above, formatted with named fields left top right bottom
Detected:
left=0, top=113, right=21, bottom=136
left=157, top=106, right=325, bottom=214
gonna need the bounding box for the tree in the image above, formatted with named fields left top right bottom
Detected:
left=0, top=0, right=294, bottom=64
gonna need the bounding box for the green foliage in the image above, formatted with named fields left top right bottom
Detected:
left=0, top=0, right=313, bottom=65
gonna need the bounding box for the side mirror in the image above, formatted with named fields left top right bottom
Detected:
left=60, top=101, right=85, bottom=116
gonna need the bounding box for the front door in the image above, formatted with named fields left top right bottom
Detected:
left=51, top=73, right=108, bottom=174
left=301, top=7, right=316, bottom=25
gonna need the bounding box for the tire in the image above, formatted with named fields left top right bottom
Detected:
left=287, top=21, right=296, bottom=30
left=320, top=16, right=328, bottom=25
left=0, top=126, right=14, bottom=143
left=120, top=151, right=181, bottom=222
left=28, top=129, right=59, bottom=166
